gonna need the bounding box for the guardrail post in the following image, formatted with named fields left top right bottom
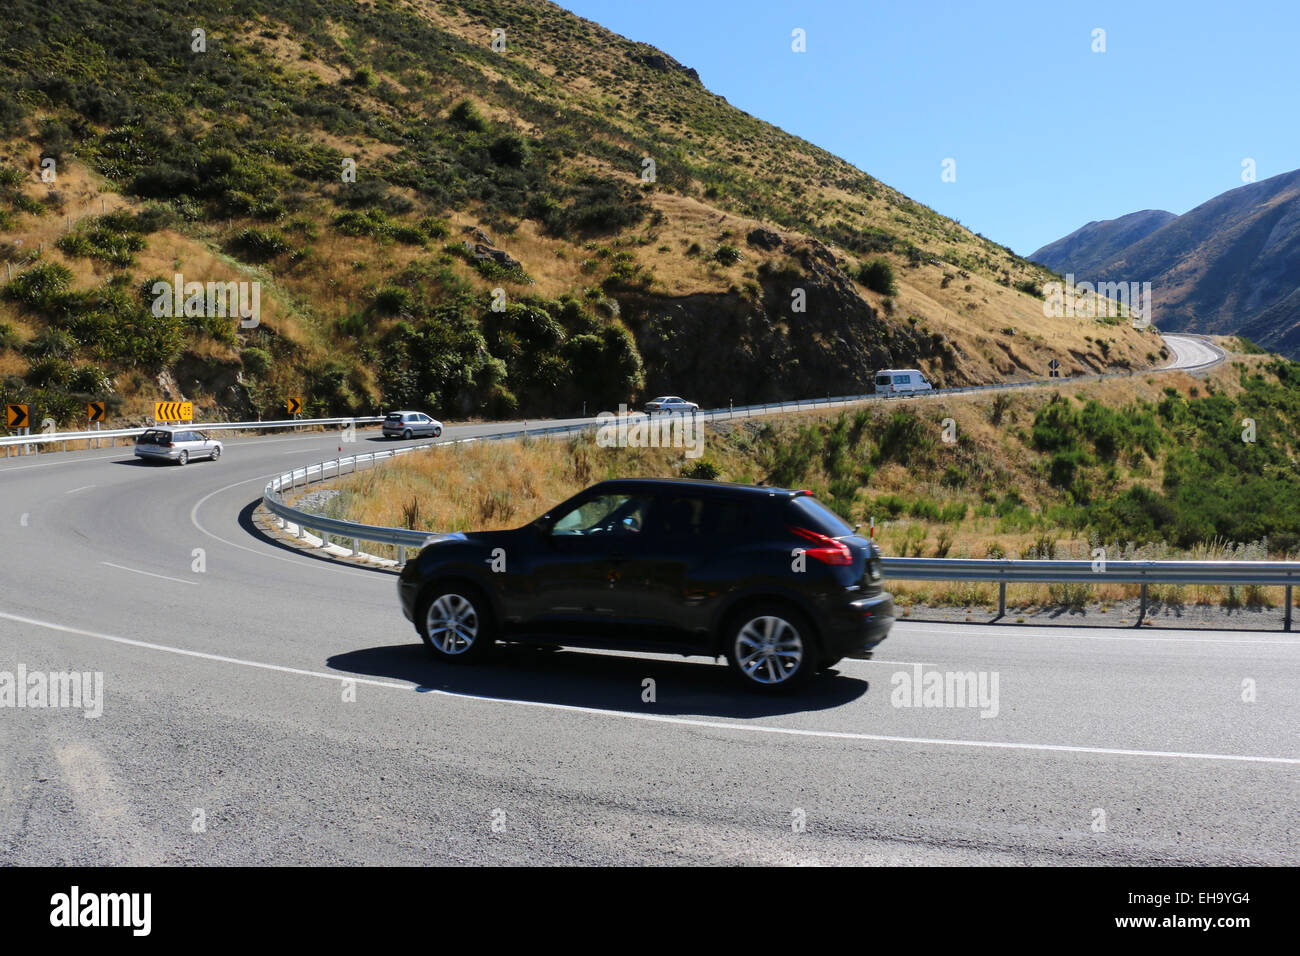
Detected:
left=1137, top=582, right=1148, bottom=625
left=398, top=545, right=406, bottom=566
left=997, top=581, right=1006, bottom=618
left=1286, top=585, right=1293, bottom=632
left=352, top=537, right=360, bottom=556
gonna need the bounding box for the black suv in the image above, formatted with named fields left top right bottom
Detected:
left=397, top=479, right=894, bottom=691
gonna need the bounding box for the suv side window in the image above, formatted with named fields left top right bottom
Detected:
left=551, top=494, right=652, bottom=536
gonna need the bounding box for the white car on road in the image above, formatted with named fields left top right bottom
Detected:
left=644, top=396, right=700, bottom=414
left=133, top=427, right=223, bottom=465
left=382, top=411, right=444, bottom=439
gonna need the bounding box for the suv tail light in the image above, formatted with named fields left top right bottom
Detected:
left=788, top=526, right=853, bottom=565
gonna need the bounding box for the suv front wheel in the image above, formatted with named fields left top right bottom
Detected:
left=417, top=586, right=495, bottom=663
left=725, top=604, right=815, bottom=691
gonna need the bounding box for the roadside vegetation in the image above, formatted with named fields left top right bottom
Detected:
left=313, top=356, right=1300, bottom=611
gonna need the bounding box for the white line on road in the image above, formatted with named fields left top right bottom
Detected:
left=101, top=561, right=199, bottom=586
left=188, top=475, right=379, bottom=576
left=65, top=485, right=95, bottom=494
left=1, top=608, right=1295, bottom=768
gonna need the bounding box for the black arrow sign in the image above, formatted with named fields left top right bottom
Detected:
left=288, top=397, right=302, bottom=415
left=87, top=401, right=106, bottom=422
left=6, top=404, right=28, bottom=428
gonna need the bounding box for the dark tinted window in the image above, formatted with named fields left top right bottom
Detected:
left=648, top=495, right=753, bottom=541
left=786, top=496, right=853, bottom=536
left=137, top=429, right=170, bottom=445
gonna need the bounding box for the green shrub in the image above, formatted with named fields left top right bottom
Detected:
left=240, top=346, right=272, bottom=378
left=682, top=458, right=720, bottom=480
left=5, top=263, right=74, bottom=311
left=448, top=99, right=488, bottom=132
left=713, top=244, right=742, bottom=265
left=857, top=257, right=898, bottom=295
left=228, top=227, right=290, bottom=262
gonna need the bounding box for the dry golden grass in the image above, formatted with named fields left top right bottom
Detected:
left=318, top=357, right=1294, bottom=611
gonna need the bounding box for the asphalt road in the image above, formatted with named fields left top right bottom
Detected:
left=6, top=334, right=1293, bottom=866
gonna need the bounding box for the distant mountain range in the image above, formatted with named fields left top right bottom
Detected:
left=1031, top=169, right=1300, bottom=357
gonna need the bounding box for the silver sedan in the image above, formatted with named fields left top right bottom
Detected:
left=133, top=427, right=223, bottom=465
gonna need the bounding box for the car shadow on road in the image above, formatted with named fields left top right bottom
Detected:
left=325, top=642, right=868, bottom=718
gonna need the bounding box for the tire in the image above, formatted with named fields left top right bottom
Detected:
left=176, top=450, right=188, bottom=466
left=724, top=604, right=817, bottom=691
left=210, top=446, right=221, bottom=461
left=416, top=585, right=495, bottom=663
left=433, top=426, right=442, bottom=438
left=403, top=428, right=413, bottom=440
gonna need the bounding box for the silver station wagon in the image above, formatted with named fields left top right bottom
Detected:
left=133, top=427, right=223, bottom=465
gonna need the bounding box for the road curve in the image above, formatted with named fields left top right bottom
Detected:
left=1161, top=333, right=1227, bottom=372
left=2, top=334, right=1292, bottom=866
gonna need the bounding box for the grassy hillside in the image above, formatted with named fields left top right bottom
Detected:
left=0, top=0, right=1160, bottom=428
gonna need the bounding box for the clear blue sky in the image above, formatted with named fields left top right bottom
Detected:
left=555, top=0, right=1299, bottom=256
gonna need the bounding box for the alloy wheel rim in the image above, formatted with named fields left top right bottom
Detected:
left=425, top=594, right=479, bottom=655
left=735, top=615, right=803, bottom=684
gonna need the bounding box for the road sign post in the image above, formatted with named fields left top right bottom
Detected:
left=153, top=401, right=193, bottom=423
left=6, top=404, right=30, bottom=454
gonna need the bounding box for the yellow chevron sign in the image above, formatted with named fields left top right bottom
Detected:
left=154, top=401, right=193, bottom=422
left=287, top=396, right=302, bottom=415
left=6, top=403, right=28, bottom=428
left=87, top=401, right=106, bottom=422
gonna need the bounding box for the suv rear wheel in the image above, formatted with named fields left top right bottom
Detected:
left=725, top=604, right=815, bottom=691
left=417, top=586, right=495, bottom=663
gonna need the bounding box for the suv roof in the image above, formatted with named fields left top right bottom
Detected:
left=586, top=477, right=807, bottom=500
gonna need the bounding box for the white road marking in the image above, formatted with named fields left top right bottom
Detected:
left=101, top=561, right=199, bottom=586
left=65, top=484, right=95, bottom=494
left=188, top=475, right=379, bottom=576
left=0, top=452, right=127, bottom=472
left=2, top=608, right=1295, bottom=768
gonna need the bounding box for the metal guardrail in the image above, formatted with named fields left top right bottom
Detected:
left=883, top=556, right=1298, bottom=629
left=0, top=415, right=384, bottom=454
left=2, top=333, right=1226, bottom=453
left=261, top=420, right=601, bottom=564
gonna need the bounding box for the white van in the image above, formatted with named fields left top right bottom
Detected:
left=873, top=369, right=933, bottom=396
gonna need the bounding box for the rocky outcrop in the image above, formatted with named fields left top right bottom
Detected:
left=618, top=237, right=932, bottom=405
left=746, top=227, right=782, bottom=250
